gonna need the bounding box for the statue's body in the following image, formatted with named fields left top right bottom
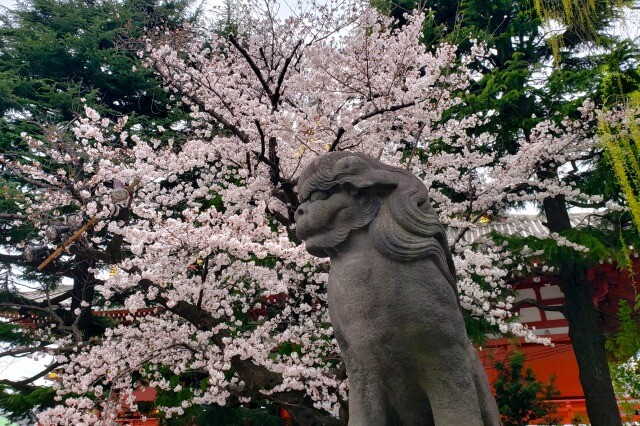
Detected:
left=295, top=152, right=500, bottom=426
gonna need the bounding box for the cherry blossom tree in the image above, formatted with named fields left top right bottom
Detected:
left=1, top=0, right=635, bottom=423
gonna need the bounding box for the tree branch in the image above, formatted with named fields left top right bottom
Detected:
left=0, top=213, right=24, bottom=220
left=511, top=298, right=566, bottom=313
left=0, top=160, right=65, bottom=192
left=565, top=200, right=607, bottom=209
left=138, top=279, right=226, bottom=345
left=330, top=127, right=346, bottom=152
left=228, top=34, right=274, bottom=101
left=272, top=40, right=303, bottom=109
left=250, top=121, right=298, bottom=216
left=39, top=290, right=73, bottom=307
left=329, top=102, right=416, bottom=151
left=0, top=303, right=59, bottom=316
left=352, top=101, right=416, bottom=126
left=0, top=344, right=47, bottom=358
left=68, top=245, right=119, bottom=264
left=0, top=362, right=60, bottom=389
left=160, top=81, right=252, bottom=145
left=253, top=120, right=279, bottom=170
left=0, top=253, right=26, bottom=264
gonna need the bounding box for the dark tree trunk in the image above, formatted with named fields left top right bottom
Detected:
left=542, top=195, right=621, bottom=425
left=70, top=257, right=97, bottom=337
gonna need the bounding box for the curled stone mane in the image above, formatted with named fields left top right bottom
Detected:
left=298, top=151, right=456, bottom=288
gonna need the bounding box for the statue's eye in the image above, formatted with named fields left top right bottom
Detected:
left=309, top=191, right=329, bottom=202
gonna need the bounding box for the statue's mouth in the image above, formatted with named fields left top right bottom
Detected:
left=295, top=225, right=311, bottom=241
left=297, top=223, right=333, bottom=243
left=298, top=229, right=321, bottom=243
left=297, top=229, right=309, bottom=241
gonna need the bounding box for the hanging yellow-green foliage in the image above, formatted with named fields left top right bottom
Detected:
left=534, top=0, right=626, bottom=63
left=600, top=93, right=640, bottom=232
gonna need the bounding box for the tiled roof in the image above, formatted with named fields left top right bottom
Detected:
left=20, top=283, right=74, bottom=305
left=448, top=213, right=594, bottom=244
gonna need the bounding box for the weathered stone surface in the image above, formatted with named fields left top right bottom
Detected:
left=295, top=152, right=500, bottom=426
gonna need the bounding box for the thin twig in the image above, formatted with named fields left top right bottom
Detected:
left=329, top=102, right=416, bottom=151
left=511, top=298, right=566, bottom=313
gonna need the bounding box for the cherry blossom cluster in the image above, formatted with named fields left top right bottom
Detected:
left=1, top=1, right=631, bottom=423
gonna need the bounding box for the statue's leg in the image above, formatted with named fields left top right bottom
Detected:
left=380, top=369, right=435, bottom=426
left=400, top=262, right=487, bottom=426
left=416, top=332, right=485, bottom=426
left=345, top=365, right=395, bottom=426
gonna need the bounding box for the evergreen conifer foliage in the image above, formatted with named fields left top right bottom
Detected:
left=0, top=0, right=195, bottom=421
left=494, top=352, right=562, bottom=426
left=0, top=0, right=192, bottom=130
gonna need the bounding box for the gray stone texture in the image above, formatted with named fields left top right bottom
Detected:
left=295, top=152, right=501, bottom=426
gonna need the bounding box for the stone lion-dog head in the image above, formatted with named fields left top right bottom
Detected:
left=295, top=151, right=455, bottom=288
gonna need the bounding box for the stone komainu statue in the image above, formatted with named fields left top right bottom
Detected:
left=295, top=152, right=500, bottom=426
